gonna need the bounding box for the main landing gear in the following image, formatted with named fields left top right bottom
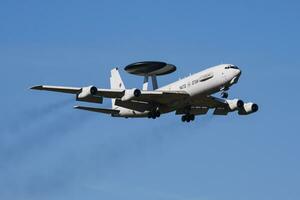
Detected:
left=148, top=110, right=161, bottom=119
left=181, top=114, right=195, bottom=123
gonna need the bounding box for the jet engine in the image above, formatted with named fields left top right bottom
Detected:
left=121, top=88, right=141, bottom=101
left=76, top=86, right=102, bottom=103
left=238, top=102, right=259, bottom=115
left=226, top=99, right=244, bottom=111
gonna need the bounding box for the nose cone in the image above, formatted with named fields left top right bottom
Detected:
left=236, top=69, right=242, bottom=78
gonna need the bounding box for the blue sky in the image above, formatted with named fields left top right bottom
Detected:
left=0, top=0, right=300, bottom=199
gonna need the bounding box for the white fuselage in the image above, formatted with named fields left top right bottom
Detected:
left=118, top=64, right=241, bottom=117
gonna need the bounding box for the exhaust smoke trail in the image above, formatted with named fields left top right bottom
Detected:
left=0, top=98, right=74, bottom=133
left=0, top=99, right=111, bottom=167
left=0, top=98, right=74, bottom=153
left=0, top=105, right=95, bottom=167
left=0, top=101, right=216, bottom=200
left=0, top=109, right=97, bottom=200
left=0, top=98, right=83, bottom=163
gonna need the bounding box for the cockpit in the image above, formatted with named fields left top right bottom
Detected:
left=225, top=65, right=239, bottom=69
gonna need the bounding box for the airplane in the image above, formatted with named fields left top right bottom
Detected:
left=31, top=61, right=258, bottom=122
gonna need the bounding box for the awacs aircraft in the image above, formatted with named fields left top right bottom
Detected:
left=31, top=61, right=258, bottom=122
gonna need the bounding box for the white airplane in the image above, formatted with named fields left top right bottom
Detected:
left=31, top=61, right=258, bottom=122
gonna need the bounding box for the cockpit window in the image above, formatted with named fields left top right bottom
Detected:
left=225, top=65, right=239, bottom=69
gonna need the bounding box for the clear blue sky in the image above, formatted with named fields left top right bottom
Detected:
left=0, top=0, right=299, bottom=199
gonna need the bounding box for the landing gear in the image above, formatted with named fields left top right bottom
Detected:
left=221, top=92, right=228, bottom=99
left=148, top=110, right=161, bottom=119
left=181, top=114, right=195, bottom=123
left=221, top=86, right=229, bottom=99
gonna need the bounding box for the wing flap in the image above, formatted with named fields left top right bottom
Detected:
left=134, top=90, right=190, bottom=105
left=191, top=95, right=227, bottom=108
left=213, top=108, right=229, bottom=115
left=115, top=99, right=152, bottom=112
left=95, top=89, right=124, bottom=98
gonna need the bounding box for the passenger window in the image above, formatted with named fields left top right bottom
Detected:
left=179, top=84, right=187, bottom=89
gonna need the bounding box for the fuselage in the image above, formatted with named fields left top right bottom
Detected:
left=117, top=64, right=241, bottom=117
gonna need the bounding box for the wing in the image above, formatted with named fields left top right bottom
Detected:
left=30, top=85, right=124, bottom=104
left=31, top=85, right=124, bottom=97
left=189, top=95, right=233, bottom=115
left=31, top=85, right=81, bottom=94
left=31, top=85, right=189, bottom=105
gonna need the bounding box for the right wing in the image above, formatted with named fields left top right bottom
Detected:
left=185, top=95, right=243, bottom=115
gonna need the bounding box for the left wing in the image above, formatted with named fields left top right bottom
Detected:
left=188, top=95, right=244, bottom=115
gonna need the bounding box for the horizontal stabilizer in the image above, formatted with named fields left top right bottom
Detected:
left=74, top=106, right=120, bottom=114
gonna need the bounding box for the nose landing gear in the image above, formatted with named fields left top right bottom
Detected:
left=221, top=92, right=228, bottom=99
left=220, top=86, right=229, bottom=99
left=181, top=114, right=195, bottom=122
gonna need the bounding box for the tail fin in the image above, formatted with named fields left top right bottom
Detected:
left=110, top=68, right=125, bottom=109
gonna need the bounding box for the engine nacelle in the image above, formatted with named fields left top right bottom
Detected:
left=76, top=86, right=102, bottom=103
left=226, top=99, right=244, bottom=111
left=121, top=88, right=141, bottom=101
left=238, top=102, right=259, bottom=115
left=78, top=86, right=97, bottom=98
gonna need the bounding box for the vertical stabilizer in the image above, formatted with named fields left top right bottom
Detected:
left=110, top=68, right=125, bottom=109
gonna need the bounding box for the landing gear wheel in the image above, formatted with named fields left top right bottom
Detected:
left=221, top=92, right=228, bottom=99
left=148, top=113, right=155, bottom=119
left=155, top=111, right=161, bottom=118
left=148, top=110, right=159, bottom=119
left=181, top=114, right=195, bottom=122
left=190, top=114, right=195, bottom=121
